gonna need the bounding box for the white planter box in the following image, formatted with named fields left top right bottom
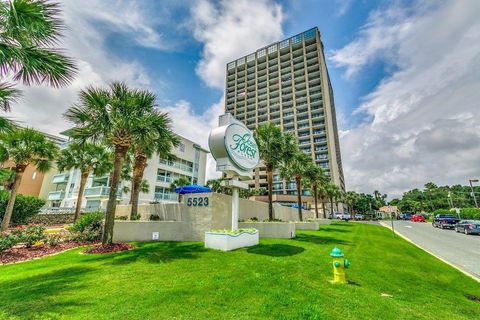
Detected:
left=295, top=221, right=320, bottom=230
left=239, top=222, right=296, bottom=238
left=205, top=230, right=259, bottom=251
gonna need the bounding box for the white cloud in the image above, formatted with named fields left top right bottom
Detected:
left=333, top=0, right=480, bottom=197
left=335, top=0, right=353, bottom=17
left=8, top=0, right=166, bottom=135
left=191, top=0, right=283, bottom=89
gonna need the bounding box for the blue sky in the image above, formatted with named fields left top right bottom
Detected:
left=12, top=0, right=480, bottom=196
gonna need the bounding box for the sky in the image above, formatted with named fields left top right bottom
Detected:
left=6, top=0, right=480, bottom=198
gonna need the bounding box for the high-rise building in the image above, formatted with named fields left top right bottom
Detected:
left=224, top=27, right=344, bottom=206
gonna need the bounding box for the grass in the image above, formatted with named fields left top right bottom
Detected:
left=0, top=222, right=479, bottom=320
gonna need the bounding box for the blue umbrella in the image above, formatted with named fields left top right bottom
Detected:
left=174, top=184, right=212, bottom=194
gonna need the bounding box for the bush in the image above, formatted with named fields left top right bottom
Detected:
left=115, top=216, right=128, bottom=220
left=460, top=208, right=480, bottom=220
left=70, top=212, right=104, bottom=241
left=13, top=226, right=46, bottom=248
left=433, top=209, right=452, bottom=215
left=47, top=234, right=62, bottom=246
left=131, top=214, right=141, bottom=221
left=0, top=232, right=18, bottom=252
left=27, top=213, right=75, bottom=225
left=149, top=214, right=160, bottom=221
left=0, top=191, right=45, bottom=224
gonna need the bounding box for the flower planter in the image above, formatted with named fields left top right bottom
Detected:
left=295, top=221, right=320, bottom=231
left=204, top=229, right=259, bottom=251
left=239, top=222, right=296, bottom=238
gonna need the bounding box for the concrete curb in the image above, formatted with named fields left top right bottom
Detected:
left=379, top=221, right=480, bottom=283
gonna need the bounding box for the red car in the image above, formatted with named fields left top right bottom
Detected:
left=411, top=214, right=426, bottom=222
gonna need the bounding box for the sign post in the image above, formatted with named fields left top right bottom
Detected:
left=208, top=114, right=260, bottom=230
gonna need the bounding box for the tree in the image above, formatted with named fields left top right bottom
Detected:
left=254, top=123, right=296, bottom=221
left=280, top=151, right=313, bottom=221
left=325, top=183, right=340, bottom=217
left=304, top=163, right=327, bottom=219
left=0, top=128, right=57, bottom=230
left=129, top=114, right=178, bottom=219
left=0, top=0, right=76, bottom=127
left=170, top=177, right=191, bottom=203
left=206, top=178, right=223, bottom=193
left=345, top=191, right=359, bottom=220
left=317, top=181, right=329, bottom=218
left=56, top=142, right=112, bottom=222
left=65, top=82, right=166, bottom=245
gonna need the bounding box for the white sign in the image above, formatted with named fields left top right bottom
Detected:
left=152, top=232, right=159, bottom=240
left=225, top=123, right=259, bottom=171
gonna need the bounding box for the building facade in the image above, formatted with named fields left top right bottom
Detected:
left=40, top=134, right=208, bottom=210
left=224, top=27, right=345, bottom=206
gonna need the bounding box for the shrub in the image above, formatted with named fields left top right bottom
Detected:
left=0, top=232, right=18, bottom=252
left=0, top=191, right=45, bottom=224
left=47, top=234, right=62, bottom=246
left=70, top=212, right=104, bottom=241
left=149, top=214, right=160, bottom=221
left=115, top=216, right=128, bottom=220
left=433, top=209, right=452, bottom=215
left=13, top=226, right=46, bottom=248
left=27, top=213, right=74, bottom=225
left=460, top=208, right=480, bottom=220
left=131, top=214, right=141, bottom=221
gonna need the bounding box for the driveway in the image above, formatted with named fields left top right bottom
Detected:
left=382, top=220, right=480, bottom=280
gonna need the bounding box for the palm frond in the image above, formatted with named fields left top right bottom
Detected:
left=0, top=82, right=21, bottom=111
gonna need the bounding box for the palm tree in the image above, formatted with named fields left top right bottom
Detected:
left=317, top=182, right=329, bottom=218
left=325, top=183, right=339, bottom=218
left=170, top=177, right=191, bottom=203
left=65, top=82, right=165, bottom=245
left=334, top=188, right=344, bottom=213
left=304, top=163, right=327, bottom=219
left=129, top=114, right=178, bottom=219
left=0, top=128, right=57, bottom=230
left=0, top=0, right=76, bottom=126
left=280, top=151, right=313, bottom=221
left=56, top=142, right=112, bottom=222
left=206, top=178, right=223, bottom=193
left=255, top=123, right=296, bottom=221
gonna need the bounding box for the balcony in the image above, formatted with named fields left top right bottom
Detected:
left=52, top=173, right=69, bottom=184
left=48, top=191, right=65, bottom=201
left=154, top=193, right=178, bottom=202
left=84, top=186, right=121, bottom=198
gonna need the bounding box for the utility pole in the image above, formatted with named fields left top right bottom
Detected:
left=469, top=179, right=479, bottom=208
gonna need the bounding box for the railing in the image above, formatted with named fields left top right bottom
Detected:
left=52, top=174, right=69, bottom=184
left=84, top=186, right=121, bottom=198
left=154, top=193, right=178, bottom=202
left=47, top=191, right=65, bottom=201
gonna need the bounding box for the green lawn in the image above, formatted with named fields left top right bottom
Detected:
left=0, top=222, right=479, bottom=320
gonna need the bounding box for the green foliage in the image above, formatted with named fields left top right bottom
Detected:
left=57, top=142, right=112, bottom=177
left=47, top=234, right=61, bottom=247
left=70, top=212, right=104, bottom=241
left=0, top=232, right=18, bottom=252
left=433, top=208, right=452, bottom=215
left=12, top=225, right=46, bottom=248
left=460, top=208, right=480, bottom=220
left=149, top=214, right=160, bottom=221
left=130, top=214, right=141, bottom=221
left=0, top=191, right=45, bottom=224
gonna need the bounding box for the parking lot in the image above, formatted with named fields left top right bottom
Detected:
left=386, top=220, right=480, bottom=280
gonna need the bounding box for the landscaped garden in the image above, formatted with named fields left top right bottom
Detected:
left=1, top=222, right=479, bottom=320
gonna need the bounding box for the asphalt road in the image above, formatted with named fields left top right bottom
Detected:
left=385, top=220, right=480, bottom=280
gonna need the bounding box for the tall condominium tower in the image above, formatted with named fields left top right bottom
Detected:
left=225, top=27, right=344, bottom=205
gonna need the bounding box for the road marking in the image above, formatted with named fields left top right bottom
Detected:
left=404, top=226, right=412, bottom=228
left=379, top=222, right=480, bottom=282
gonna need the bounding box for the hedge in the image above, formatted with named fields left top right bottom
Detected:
left=27, top=213, right=75, bottom=225
left=460, top=208, right=480, bottom=220
left=0, top=191, right=45, bottom=224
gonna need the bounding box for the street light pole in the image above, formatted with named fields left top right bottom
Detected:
left=469, top=179, right=479, bottom=208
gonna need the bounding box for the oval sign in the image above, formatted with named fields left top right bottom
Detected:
left=225, top=123, right=259, bottom=171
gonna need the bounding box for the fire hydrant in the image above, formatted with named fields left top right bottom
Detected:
left=330, top=247, right=350, bottom=284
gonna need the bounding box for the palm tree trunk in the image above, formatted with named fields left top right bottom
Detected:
left=330, top=197, right=334, bottom=216
left=74, top=171, right=89, bottom=222
left=266, top=164, right=274, bottom=221
left=103, top=146, right=127, bottom=245
left=295, top=175, right=303, bottom=221
left=313, top=184, right=319, bottom=219
left=130, top=154, right=147, bottom=219
left=321, top=197, right=327, bottom=219
left=1, top=167, right=24, bottom=231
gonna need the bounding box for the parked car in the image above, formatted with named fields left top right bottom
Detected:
left=410, top=214, right=426, bottom=222
left=455, top=220, right=480, bottom=235
left=398, top=213, right=412, bottom=220
left=342, top=214, right=351, bottom=221
left=354, top=214, right=364, bottom=220
left=432, top=214, right=460, bottom=229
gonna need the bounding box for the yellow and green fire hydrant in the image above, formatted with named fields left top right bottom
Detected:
left=330, top=247, right=350, bottom=284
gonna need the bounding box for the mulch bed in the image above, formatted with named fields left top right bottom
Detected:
left=0, top=241, right=91, bottom=265
left=83, top=243, right=135, bottom=254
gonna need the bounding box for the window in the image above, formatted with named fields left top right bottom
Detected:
left=228, top=62, right=236, bottom=70
left=257, top=49, right=266, bottom=58
left=268, top=44, right=277, bottom=54
left=247, top=54, right=255, bottom=63
left=31, top=171, right=37, bottom=180
left=237, top=57, right=245, bottom=66
left=279, top=39, right=289, bottom=49
left=304, top=28, right=316, bottom=39
left=154, top=186, right=178, bottom=201
left=178, top=143, right=185, bottom=152
left=291, top=34, right=302, bottom=45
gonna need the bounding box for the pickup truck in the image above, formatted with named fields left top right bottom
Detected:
left=432, top=214, right=460, bottom=229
